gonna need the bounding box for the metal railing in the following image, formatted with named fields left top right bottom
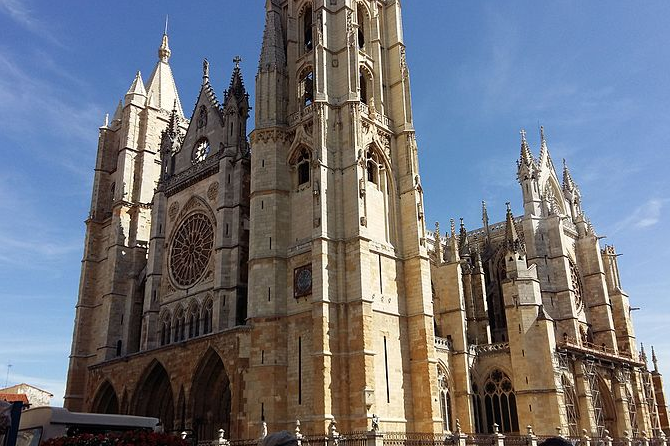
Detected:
left=192, top=425, right=668, bottom=446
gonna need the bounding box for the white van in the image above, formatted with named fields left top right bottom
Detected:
left=15, top=407, right=159, bottom=446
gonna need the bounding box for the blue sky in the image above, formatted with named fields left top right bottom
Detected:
left=1, top=1, right=668, bottom=405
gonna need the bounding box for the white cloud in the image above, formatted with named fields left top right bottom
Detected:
left=0, top=0, right=63, bottom=46
left=0, top=48, right=102, bottom=153
left=611, top=198, right=667, bottom=234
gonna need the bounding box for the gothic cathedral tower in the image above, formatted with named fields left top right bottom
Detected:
left=65, top=32, right=184, bottom=411
left=248, top=0, right=440, bottom=433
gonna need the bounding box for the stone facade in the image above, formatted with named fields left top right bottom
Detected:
left=65, top=0, right=669, bottom=443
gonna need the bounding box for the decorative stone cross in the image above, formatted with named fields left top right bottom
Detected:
left=233, top=56, right=242, bottom=68
left=520, top=129, right=527, bottom=139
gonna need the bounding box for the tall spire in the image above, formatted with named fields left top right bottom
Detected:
left=482, top=200, right=490, bottom=241
left=433, top=221, right=444, bottom=263
left=226, top=56, right=248, bottom=103
left=458, top=218, right=470, bottom=257
left=562, top=159, right=577, bottom=192
left=255, top=0, right=288, bottom=128
left=259, top=0, right=287, bottom=71
left=146, top=27, right=183, bottom=116
left=158, top=24, right=171, bottom=63
left=504, top=202, right=522, bottom=253
left=519, top=129, right=534, bottom=167
left=538, top=125, right=548, bottom=160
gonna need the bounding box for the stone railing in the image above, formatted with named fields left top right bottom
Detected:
left=358, top=103, right=392, bottom=129
left=288, top=103, right=316, bottom=126
left=435, top=336, right=453, bottom=352
left=473, top=342, right=510, bottom=356
left=558, top=337, right=639, bottom=364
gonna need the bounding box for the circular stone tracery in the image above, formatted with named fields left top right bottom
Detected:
left=169, top=212, right=214, bottom=287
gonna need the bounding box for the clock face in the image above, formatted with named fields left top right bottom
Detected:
left=192, top=139, right=210, bottom=164
left=294, top=265, right=312, bottom=297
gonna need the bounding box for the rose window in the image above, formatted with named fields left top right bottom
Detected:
left=170, top=213, right=214, bottom=287
left=570, top=260, right=584, bottom=310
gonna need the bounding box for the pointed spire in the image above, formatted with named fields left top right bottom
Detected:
left=538, top=125, right=548, bottom=160
left=434, top=221, right=444, bottom=263
left=504, top=202, right=521, bottom=252
left=225, top=56, right=248, bottom=102
left=259, top=0, right=287, bottom=71
left=102, top=113, right=109, bottom=128
left=641, top=343, right=648, bottom=365
left=652, top=346, right=659, bottom=373
left=450, top=218, right=456, bottom=238
left=458, top=218, right=470, bottom=257
left=158, top=29, right=171, bottom=62
left=167, top=99, right=180, bottom=135
left=111, top=100, right=123, bottom=122
left=563, top=159, right=577, bottom=192
left=482, top=200, right=490, bottom=240
left=519, top=129, right=534, bottom=167
left=146, top=30, right=183, bottom=116
left=126, top=71, right=146, bottom=96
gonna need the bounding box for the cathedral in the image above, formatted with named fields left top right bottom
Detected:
left=64, top=0, right=670, bottom=442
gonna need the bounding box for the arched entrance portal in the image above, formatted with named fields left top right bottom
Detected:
left=91, top=380, right=119, bottom=414
left=133, top=361, right=175, bottom=432
left=191, top=349, right=231, bottom=441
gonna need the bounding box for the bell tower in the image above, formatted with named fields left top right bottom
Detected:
left=248, top=0, right=440, bottom=433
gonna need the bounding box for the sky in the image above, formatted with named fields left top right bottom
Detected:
left=0, top=1, right=669, bottom=406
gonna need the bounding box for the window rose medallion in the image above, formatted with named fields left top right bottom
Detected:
left=169, top=213, right=214, bottom=287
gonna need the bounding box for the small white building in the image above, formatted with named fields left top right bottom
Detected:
left=0, top=384, right=53, bottom=408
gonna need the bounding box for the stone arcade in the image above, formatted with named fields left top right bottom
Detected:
left=65, top=0, right=670, bottom=442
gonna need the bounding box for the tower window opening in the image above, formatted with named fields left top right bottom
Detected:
left=301, top=70, right=314, bottom=107
left=297, top=149, right=311, bottom=186
left=357, top=7, right=366, bottom=50
left=304, top=6, right=313, bottom=52
left=360, top=70, right=369, bottom=105
left=366, top=149, right=379, bottom=185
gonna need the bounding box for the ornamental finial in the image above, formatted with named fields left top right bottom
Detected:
left=158, top=21, right=171, bottom=62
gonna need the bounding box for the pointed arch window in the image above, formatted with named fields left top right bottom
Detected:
left=303, top=5, right=313, bottom=52
left=296, top=149, right=311, bottom=186
left=437, top=367, right=453, bottom=432
left=300, top=70, right=314, bottom=107
left=366, top=149, right=380, bottom=185
left=357, top=6, right=366, bottom=50
left=160, top=311, right=172, bottom=346
left=360, top=71, right=369, bottom=105
left=481, top=368, right=519, bottom=433
left=174, top=308, right=186, bottom=342
left=203, top=299, right=213, bottom=334
left=188, top=303, right=200, bottom=338
left=472, top=383, right=484, bottom=434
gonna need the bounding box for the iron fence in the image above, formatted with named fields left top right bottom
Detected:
left=197, top=431, right=665, bottom=446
